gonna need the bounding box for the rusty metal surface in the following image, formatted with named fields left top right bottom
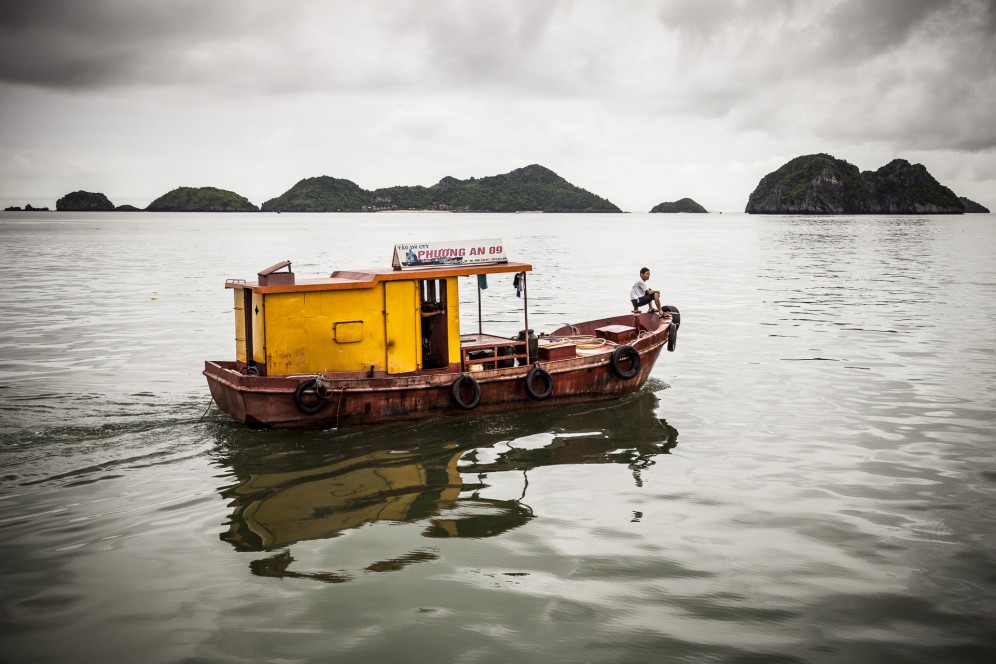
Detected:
left=256, top=260, right=295, bottom=286
left=227, top=261, right=534, bottom=293
left=204, top=314, right=671, bottom=430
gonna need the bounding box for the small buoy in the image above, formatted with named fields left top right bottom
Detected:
left=151, top=292, right=159, bottom=301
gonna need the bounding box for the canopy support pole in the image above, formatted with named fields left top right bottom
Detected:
left=523, top=272, right=529, bottom=360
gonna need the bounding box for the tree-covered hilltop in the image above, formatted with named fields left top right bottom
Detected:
left=423, top=164, right=620, bottom=212
left=57, top=190, right=115, bottom=211
left=261, top=164, right=621, bottom=212
left=862, top=159, right=963, bottom=213
left=261, top=176, right=372, bottom=212
left=958, top=196, right=990, bottom=213
left=745, top=154, right=964, bottom=214
left=650, top=198, right=707, bottom=213
left=745, top=154, right=867, bottom=214
left=146, top=186, right=259, bottom=212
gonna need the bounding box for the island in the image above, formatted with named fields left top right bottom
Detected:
left=650, top=198, right=707, bottom=213
left=56, top=191, right=115, bottom=211
left=958, top=197, right=990, bottom=213
left=261, top=164, right=621, bottom=213
left=745, top=154, right=964, bottom=214
left=146, top=186, right=259, bottom=212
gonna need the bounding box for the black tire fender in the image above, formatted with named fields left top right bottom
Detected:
left=610, top=345, right=641, bottom=380
left=667, top=322, right=678, bottom=352
left=661, top=305, right=680, bottom=330
left=525, top=365, right=554, bottom=400
left=451, top=374, right=481, bottom=410
left=294, top=377, right=329, bottom=414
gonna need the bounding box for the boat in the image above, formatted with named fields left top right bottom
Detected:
left=204, top=239, right=679, bottom=429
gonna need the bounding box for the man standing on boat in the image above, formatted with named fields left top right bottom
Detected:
left=631, top=267, right=664, bottom=316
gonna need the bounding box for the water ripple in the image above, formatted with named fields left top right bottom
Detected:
left=2, top=213, right=996, bottom=662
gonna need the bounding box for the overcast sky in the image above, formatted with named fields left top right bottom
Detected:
left=1, top=0, right=994, bottom=212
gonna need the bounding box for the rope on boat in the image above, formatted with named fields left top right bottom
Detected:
left=540, top=334, right=603, bottom=345
left=334, top=386, right=346, bottom=428
left=538, top=333, right=616, bottom=356
left=198, top=396, right=215, bottom=421
left=308, top=376, right=346, bottom=426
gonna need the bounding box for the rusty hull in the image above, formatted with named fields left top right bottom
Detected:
left=204, top=313, right=671, bottom=430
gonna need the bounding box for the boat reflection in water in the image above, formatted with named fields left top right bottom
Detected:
left=214, top=387, right=678, bottom=582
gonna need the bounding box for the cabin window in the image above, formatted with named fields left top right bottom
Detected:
left=420, top=279, right=446, bottom=311
left=333, top=320, right=364, bottom=343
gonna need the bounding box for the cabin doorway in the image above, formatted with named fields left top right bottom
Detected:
left=419, top=278, right=449, bottom=369
left=243, top=290, right=254, bottom=365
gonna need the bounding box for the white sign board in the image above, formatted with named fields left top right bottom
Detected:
left=392, top=238, right=507, bottom=269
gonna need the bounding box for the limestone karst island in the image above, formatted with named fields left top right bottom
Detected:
left=650, top=198, right=708, bottom=213
left=43, top=165, right=620, bottom=213
left=259, top=164, right=620, bottom=213
left=745, top=153, right=988, bottom=215
left=9, top=158, right=989, bottom=214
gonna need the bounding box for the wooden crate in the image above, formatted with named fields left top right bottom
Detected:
left=595, top=325, right=636, bottom=344
left=539, top=344, right=576, bottom=361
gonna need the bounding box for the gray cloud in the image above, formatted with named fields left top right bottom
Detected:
left=1, top=0, right=993, bottom=210
left=381, top=2, right=560, bottom=87
left=4, top=1, right=992, bottom=96
left=0, top=1, right=241, bottom=88
left=0, top=1, right=565, bottom=93
left=649, top=0, right=996, bottom=149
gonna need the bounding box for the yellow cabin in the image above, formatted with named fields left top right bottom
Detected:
left=228, top=258, right=532, bottom=377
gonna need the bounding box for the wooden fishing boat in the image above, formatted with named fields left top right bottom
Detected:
left=204, top=239, right=678, bottom=429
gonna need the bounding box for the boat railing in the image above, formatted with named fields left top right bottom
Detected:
left=459, top=334, right=529, bottom=370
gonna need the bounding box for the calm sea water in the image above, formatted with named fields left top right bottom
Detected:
left=1, top=211, right=995, bottom=663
